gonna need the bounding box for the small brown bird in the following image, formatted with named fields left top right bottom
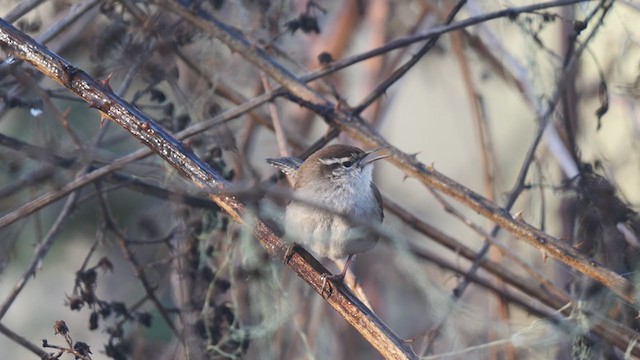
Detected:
left=267, top=144, right=387, bottom=290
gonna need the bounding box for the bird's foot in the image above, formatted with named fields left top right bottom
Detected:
left=320, top=272, right=346, bottom=298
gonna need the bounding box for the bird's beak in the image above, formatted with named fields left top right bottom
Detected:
left=360, top=146, right=390, bottom=166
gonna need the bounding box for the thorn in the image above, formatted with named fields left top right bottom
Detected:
left=334, top=98, right=352, bottom=113
left=408, top=152, right=420, bottom=161
left=99, top=112, right=109, bottom=128
left=402, top=336, right=416, bottom=345
left=541, top=250, right=548, bottom=262
left=61, top=107, right=71, bottom=128
left=98, top=73, right=113, bottom=90
left=319, top=262, right=348, bottom=298
left=402, top=174, right=410, bottom=182
left=320, top=274, right=334, bottom=298
left=512, top=210, right=524, bottom=221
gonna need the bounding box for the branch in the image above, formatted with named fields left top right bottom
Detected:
left=0, top=322, right=49, bottom=359
left=351, top=0, right=467, bottom=114
left=0, top=18, right=416, bottom=360
left=0, top=133, right=214, bottom=208
left=157, top=0, right=638, bottom=307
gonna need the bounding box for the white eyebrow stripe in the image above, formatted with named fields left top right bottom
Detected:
left=318, top=157, right=353, bottom=165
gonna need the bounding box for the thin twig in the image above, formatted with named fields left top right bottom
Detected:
left=296, top=0, right=597, bottom=88
left=0, top=186, right=80, bottom=320
left=0, top=322, right=49, bottom=359
left=450, top=25, right=510, bottom=360
left=0, top=85, right=276, bottom=229
left=0, top=133, right=214, bottom=208
left=352, top=0, right=467, bottom=115
left=260, top=74, right=290, bottom=158
left=95, top=183, right=181, bottom=340
left=3, top=0, right=47, bottom=23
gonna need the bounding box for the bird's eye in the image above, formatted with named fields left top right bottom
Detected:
left=342, top=160, right=353, bottom=168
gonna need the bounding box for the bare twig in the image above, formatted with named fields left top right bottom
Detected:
left=0, top=133, right=213, bottom=208
left=95, top=184, right=181, bottom=340
left=0, top=322, right=49, bottom=359
left=352, top=0, right=466, bottom=115
left=3, top=0, right=47, bottom=23
left=0, top=186, right=80, bottom=320
left=260, top=74, right=290, bottom=158
left=293, top=0, right=596, bottom=88
left=0, top=82, right=276, bottom=229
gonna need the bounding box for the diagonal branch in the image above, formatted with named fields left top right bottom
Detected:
left=352, top=0, right=467, bottom=115
left=0, top=18, right=417, bottom=360
left=156, top=0, right=638, bottom=307
left=0, top=322, right=49, bottom=359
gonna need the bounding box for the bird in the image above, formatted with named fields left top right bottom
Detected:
left=267, top=144, right=388, bottom=293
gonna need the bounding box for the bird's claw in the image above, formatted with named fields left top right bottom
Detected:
left=320, top=272, right=345, bottom=298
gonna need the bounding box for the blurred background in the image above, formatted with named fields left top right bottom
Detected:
left=1, top=0, right=640, bottom=359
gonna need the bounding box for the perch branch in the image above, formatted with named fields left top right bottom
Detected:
left=0, top=18, right=416, bottom=360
